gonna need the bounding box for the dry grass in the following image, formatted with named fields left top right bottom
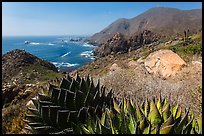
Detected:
left=71, top=36, right=202, bottom=117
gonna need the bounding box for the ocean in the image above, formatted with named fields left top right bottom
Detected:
left=2, top=35, right=96, bottom=72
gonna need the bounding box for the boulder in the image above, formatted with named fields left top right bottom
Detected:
left=144, top=50, right=186, bottom=78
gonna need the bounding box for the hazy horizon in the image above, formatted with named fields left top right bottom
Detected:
left=2, top=2, right=202, bottom=36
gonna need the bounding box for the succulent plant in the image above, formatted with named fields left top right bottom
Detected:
left=81, top=95, right=202, bottom=134
left=25, top=74, right=202, bottom=134
left=24, top=74, right=113, bottom=134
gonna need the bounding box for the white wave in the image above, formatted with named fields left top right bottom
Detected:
left=51, top=62, right=79, bottom=68
left=82, top=42, right=95, bottom=47
left=30, top=42, right=40, bottom=45
left=61, top=52, right=71, bottom=58
left=80, top=51, right=95, bottom=60
left=48, top=43, right=55, bottom=45
left=80, top=51, right=92, bottom=58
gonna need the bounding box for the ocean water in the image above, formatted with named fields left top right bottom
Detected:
left=2, top=35, right=96, bottom=72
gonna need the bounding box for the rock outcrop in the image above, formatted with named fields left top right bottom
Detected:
left=93, top=30, right=160, bottom=57
left=144, top=49, right=186, bottom=78
left=93, top=32, right=129, bottom=57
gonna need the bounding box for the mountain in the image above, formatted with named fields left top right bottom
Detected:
left=88, top=7, right=202, bottom=56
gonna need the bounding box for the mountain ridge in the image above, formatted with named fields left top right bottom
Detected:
left=88, top=7, right=202, bottom=46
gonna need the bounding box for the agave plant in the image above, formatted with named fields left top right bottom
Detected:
left=24, top=74, right=113, bottom=134
left=81, top=95, right=202, bottom=134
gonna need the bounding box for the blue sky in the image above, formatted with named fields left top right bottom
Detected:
left=2, top=2, right=202, bottom=36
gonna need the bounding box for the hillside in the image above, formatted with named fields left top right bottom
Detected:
left=89, top=7, right=202, bottom=45
left=71, top=33, right=202, bottom=117
left=2, top=49, right=64, bottom=134
left=88, top=7, right=202, bottom=57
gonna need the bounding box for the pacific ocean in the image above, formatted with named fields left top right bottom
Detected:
left=2, top=35, right=96, bottom=72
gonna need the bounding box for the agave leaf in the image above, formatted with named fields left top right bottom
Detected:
left=150, top=97, right=155, bottom=110
left=50, top=87, right=61, bottom=104
left=105, top=89, right=113, bottom=107
left=64, top=89, right=75, bottom=110
left=107, top=113, right=115, bottom=134
left=101, top=124, right=111, bottom=134
left=41, top=106, right=52, bottom=125
left=81, top=125, right=91, bottom=134
left=27, top=122, right=45, bottom=128
left=49, top=106, right=63, bottom=128
left=122, top=98, right=128, bottom=114
left=156, top=95, right=162, bottom=114
left=93, top=87, right=100, bottom=105
left=143, top=124, right=151, bottom=134
left=89, top=80, right=97, bottom=98
left=48, top=84, right=58, bottom=96
left=85, top=74, right=90, bottom=85
left=128, top=99, right=136, bottom=116
left=182, top=118, right=193, bottom=134
left=28, top=107, right=39, bottom=115
left=38, top=93, right=50, bottom=101
left=66, top=74, right=72, bottom=82
left=140, top=100, right=145, bottom=114
left=144, top=98, right=150, bottom=117
left=151, top=127, right=157, bottom=134
left=159, top=123, right=175, bottom=134
left=113, top=98, right=121, bottom=113
left=172, top=104, right=178, bottom=118
left=57, top=110, right=70, bottom=129
left=161, top=98, right=167, bottom=108
left=77, top=107, right=88, bottom=124
left=101, top=112, right=106, bottom=126
left=136, top=104, right=144, bottom=122
left=26, top=114, right=43, bottom=123
left=175, top=109, right=189, bottom=133
left=120, top=115, right=128, bottom=134
left=32, top=126, right=56, bottom=134
left=128, top=114, right=136, bottom=134
left=75, top=90, right=86, bottom=110
left=60, top=78, right=71, bottom=90
left=175, top=106, right=181, bottom=119
left=71, top=122, right=81, bottom=134
left=79, top=78, right=89, bottom=95
left=69, top=111, right=78, bottom=124
left=76, top=73, right=81, bottom=83
left=58, top=88, right=66, bottom=107
left=148, top=99, right=162, bottom=127
left=139, top=117, right=148, bottom=130
left=162, top=103, right=170, bottom=121
left=192, top=118, right=197, bottom=128
left=69, top=78, right=79, bottom=93
left=31, top=97, right=39, bottom=108
left=160, top=114, right=174, bottom=129
left=112, top=113, right=122, bottom=133
left=190, top=127, right=198, bottom=134
left=197, top=115, right=202, bottom=134
left=85, top=114, right=95, bottom=134
left=95, top=116, right=102, bottom=134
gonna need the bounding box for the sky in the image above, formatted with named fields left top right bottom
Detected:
left=2, top=2, right=202, bottom=36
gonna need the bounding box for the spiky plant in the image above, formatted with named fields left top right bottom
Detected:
left=24, top=74, right=113, bottom=134
left=81, top=96, right=202, bottom=134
